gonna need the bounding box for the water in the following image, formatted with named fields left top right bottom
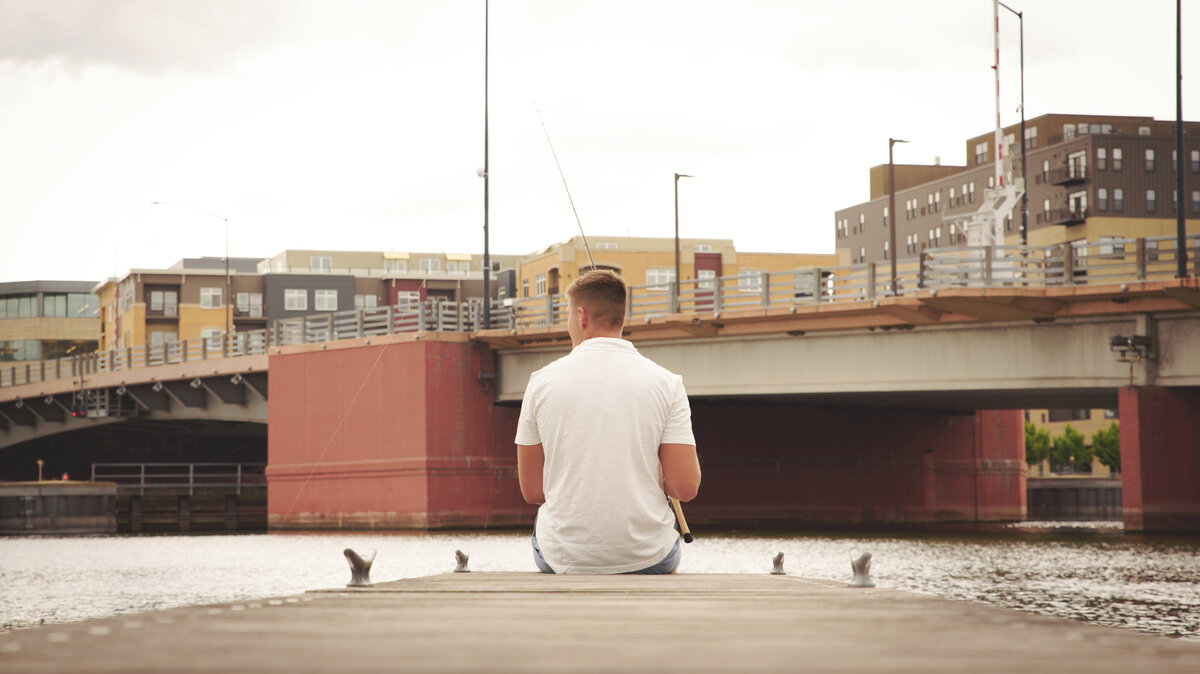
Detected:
left=1, top=526, right=1198, bottom=641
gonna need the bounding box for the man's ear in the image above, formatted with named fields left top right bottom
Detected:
left=575, top=304, right=589, bottom=329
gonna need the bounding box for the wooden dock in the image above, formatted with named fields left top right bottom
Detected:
left=2, top=572, right=1199, bottom=673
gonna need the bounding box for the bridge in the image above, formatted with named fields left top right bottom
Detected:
left=2, top=237, right=1198, bottom=532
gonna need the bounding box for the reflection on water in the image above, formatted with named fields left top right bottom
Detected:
left=1, top=526, right=1197, bottom=641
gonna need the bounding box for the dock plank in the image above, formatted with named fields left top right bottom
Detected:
left=2, top=573, right=1198, bottom=673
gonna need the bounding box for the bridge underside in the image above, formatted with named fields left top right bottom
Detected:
left=0, top=419, right=266, bottom=483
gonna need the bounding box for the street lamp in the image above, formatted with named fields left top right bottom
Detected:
left=999, top=2, right=1028, bottom=246
left=674, top=173, right=693, bottom=311
left=888, top=138, right=908, bottom=296
left=481, top=0, right=492, bottom=327
left=151, top=201, right=231, bottom=344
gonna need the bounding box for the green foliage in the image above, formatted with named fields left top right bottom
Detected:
left=1051, top=424, right=1092, bottom=472
left=1024, top=421, right=1051, bottom=467
left=1092, top=422, right=1121, bottom=473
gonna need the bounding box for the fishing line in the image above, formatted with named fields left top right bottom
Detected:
left=533, top=101, right=596, bottom=270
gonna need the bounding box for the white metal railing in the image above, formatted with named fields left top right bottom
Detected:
left=2, top=234, right=1196, bottom=390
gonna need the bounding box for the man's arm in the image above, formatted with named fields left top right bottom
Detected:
left=517, top=443, right=546, bottom=505
left=659, top=443, right=701, bottom=502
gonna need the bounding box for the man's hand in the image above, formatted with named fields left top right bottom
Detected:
left=659, top=443, right=700, bottom=502
left=517, top=444, right=546, bottom=504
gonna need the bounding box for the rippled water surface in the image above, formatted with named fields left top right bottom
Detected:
left=2, top=526, right=1197, bottom=641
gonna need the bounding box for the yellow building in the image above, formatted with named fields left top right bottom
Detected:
left=514, top=235, right=842, bottom=299
left=1025, top=408, right=1120, bottom=478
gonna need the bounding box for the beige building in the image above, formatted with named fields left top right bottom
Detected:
left=515, top=235, right=842, bottom=299
left=0, top=281, right=99, bottom=362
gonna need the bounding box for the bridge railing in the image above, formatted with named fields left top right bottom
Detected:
left=2, top=234, right=1197, bottom=390
left=91, top=462, right=266, bottom=496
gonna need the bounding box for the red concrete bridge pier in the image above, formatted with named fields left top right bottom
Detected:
left=1119, top=386, right=1200, bottom=532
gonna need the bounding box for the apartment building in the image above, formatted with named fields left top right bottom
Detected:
left=835, top=114, right=1200, bottom=263
left=94, top=257, right=266, bottom=351
left=516, top=235, right=843, bottom=299
left=0, top=281, right=99, bottom=362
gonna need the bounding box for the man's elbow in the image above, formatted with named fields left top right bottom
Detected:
left=667, top=476, right=700, bottom=503
left=521, top=489, right=545, bottom=505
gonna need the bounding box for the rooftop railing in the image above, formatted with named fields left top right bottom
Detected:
left=2, top=234, right=1196, bottom=390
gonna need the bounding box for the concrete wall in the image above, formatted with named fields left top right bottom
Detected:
left=1120, top=386, right=1200, bottom=532
left=266, top=336, right=527, bottom=530
left=267, top=338, right=1026, bottom=530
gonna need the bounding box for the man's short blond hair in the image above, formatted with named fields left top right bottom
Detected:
left=566, top=270, right=627, bottom=330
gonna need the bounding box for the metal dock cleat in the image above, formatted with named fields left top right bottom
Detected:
left=848, top=552, right=874, bottom=587
left=344, top=548, right=376, bottom=587
left=454, top=550, right=470, bottom=573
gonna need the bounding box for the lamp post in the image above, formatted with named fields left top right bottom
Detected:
left=674, top=173, right=693, bottom=311
left=481, top=0, right=492, bottom=326
left=151, top=202, right=231, bottom=343
left=1176, top=0, right=1188, bottom=278
left=888, top=138, right=908, bottom=296
left=999, top=2, right=1028, bottom=246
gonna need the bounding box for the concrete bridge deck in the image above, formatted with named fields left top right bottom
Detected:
left=3, top=572, right=1199, bottom=673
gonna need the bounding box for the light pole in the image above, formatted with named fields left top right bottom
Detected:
left=481, top=0, right=492, bottom=326
left=999, top=2, right=1028, bottom=246
left=151, top=201, right=231, bottom=342
left=674, top=173, right=693, bottom=311
left=1176, top=0, right=1188, bottom=278
left=888, top=138, right=908, bottom=296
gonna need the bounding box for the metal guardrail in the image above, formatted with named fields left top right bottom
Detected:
left=2, top=234, right=1196, bottom=390
left=90, top=463, right=266, bottom=496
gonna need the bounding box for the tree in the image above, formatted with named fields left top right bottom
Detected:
left=1092, top=422, right=1121, bottom=473
left=1052, top=424, right=1092, bottom=472
left=1024, top=421, right=1051, bottom=467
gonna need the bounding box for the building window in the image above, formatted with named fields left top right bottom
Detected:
left=149, top=331, right=177, bottom=347
left=68, top=293, right=99, bottom=318
left=1138, top=126, right=1151, bottom=135
left=988, top=175, right=995, bottom=189
left=927, top=194, right=934, bottom=213
left=738, top=270, right=765, bottom=293
left=596, top=242, right=618, bottom=250
left=1043, top=198, right=1051, bottom=221
left=200, top=287, right=222, bottom=309
left=974, top=141, right=988, bottom=165
left=1048, top=409, right=1090, bottom=422
left=961, top=183, right=968, bottom=204
left=396, top=291, right=421, bottom=309
left=42, top=294, right=66, bottom=317
left=385, top=259, right=408, bottom=273
left=1173, top=190, right=1179, bottom=213
left=882, top=206, right=888, bottom=227
left=646, top=267, right=675, bottom=291
left=1172, top=150, right=1178, bottom=173
left=969, top=182, right=976, bottom=202
left=1096, top=148, right=1107, bottom=171
left=858, top=246, right=865, bottom=262
left=693, top=244, right=711, bottom=252
left=419, top=258, right=441, bottom=273
left=883, top=240, right=890, bottom=260
left=535, top=273, right=546, bottom=296
left=522, top=279, right=529, bottom=298
left=310, top=256, right=332, bottom=273
left=284, top=289, right=307, bottom=311
left=1146, top=189, right=1156, bottom=213
left=1098, top=188, right=1108, bottom=212
left=1192, top=150, right=1200, bottom=173
left=1112, top=148, right=1123, bottom=171
left=1068, top=191, right=1087, bottom=216
left=236, top=292, right=263, bottom=317
left=151, top=290, right=179, bottom=316
left=934, top=192, right=941, bottom=210
left=949, top=187, right=956, bottom=205
left=1024, top=126, right=1037, bottom=149
left=314, top=289, right=337, bottom=311
left=1063, top=124, right=1076, bottom=141
left=698, top=269, right=716, bottom=290
left=354, top=294, right=378, bottom=309
left=1041, top=159, right=1050, bottom=182
left=858, top=213, right=865, bottom=230
left=1145, top=149, right=1155, bottom=172
left=201, top=327, right=222, bottom=348
left=1193, top=190, right=1200, bottom=215
left=1114, top=188, right=1124, bottom=213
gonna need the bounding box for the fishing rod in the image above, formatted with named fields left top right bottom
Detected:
left=534, top=102, right=694, bottom=544
left=533, top=102, right=597, bottom=270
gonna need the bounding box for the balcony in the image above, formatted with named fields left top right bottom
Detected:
left=1045, top=208, right=1088, bottom=226
left=1049, top=165, right=1087, bottom=186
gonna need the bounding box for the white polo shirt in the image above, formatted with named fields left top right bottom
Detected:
left=515, top=337, right=695, bottom=574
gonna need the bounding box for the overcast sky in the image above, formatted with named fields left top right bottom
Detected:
left=1, top=0, right=1196, bottom=283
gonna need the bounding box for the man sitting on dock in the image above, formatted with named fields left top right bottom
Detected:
left=516, top=270, right=701, bottom=574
